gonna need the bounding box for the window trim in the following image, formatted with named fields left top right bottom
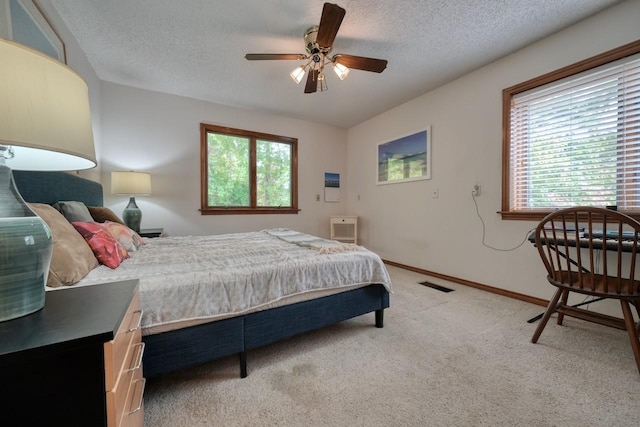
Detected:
left=200, top=123, right=299, bottom=215
left=501, top=39, right=640, bottom=221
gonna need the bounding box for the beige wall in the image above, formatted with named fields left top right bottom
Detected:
left=99, top=82, right=348, bottom=237
left=346, top=0, right=640, bottom=312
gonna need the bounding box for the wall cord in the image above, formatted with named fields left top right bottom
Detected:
left=472, top=191, right=535, bottom=252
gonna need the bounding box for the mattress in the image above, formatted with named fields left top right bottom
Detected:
left=50, top=229, right=392, bottom=335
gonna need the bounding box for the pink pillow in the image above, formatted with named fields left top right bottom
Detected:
left=102, top=220, right=144, bottom=252
left=72, top=222, right=129, bottom=269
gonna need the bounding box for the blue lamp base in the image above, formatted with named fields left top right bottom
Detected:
left=122, top=196, right=142, bottom=233
left=0, top=165, right=52, bottom=322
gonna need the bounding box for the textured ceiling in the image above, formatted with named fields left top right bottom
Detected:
left=50, top=0, right=622, bottom=128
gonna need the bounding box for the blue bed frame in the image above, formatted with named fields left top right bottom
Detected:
left=14, top=170, right=390, bottom=378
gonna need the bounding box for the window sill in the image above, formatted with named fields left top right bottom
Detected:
left=500, top=210, right=640, bottom=222
left=200, top=208, right=300, bottom=215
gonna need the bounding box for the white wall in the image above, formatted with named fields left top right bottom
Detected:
left=100, top=82, right=348, bottom=237
left=346, top=0, right=640, bottom=309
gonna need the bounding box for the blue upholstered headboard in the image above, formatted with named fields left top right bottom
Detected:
left=13, top=171, right=104, bottom=206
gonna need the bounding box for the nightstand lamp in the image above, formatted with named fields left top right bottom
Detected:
left=0, top=38, right=96, bottom=321
left=111, top=171, right=152, bottom=233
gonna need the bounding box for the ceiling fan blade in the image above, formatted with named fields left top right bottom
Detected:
left=245, top=54, right=305, bottom=60
left=334, top=54, right=388, bottom=73
left=316, top=3, right=345, bottom=48
left=304, top=69, right=319, bottom=94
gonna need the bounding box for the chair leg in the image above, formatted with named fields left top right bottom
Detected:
left=620, top=300, right=640, bottom=374
left=532, top=287, right=563, bottom=343
left=633, top=302, right=640, bottom=335
left=557, top=289, right=569, bottom=326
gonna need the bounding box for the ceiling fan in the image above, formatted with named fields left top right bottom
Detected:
left=245, top=2, right=388, bottom=94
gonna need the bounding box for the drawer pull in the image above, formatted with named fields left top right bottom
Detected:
left=128, top=309, right=143, bottom=333
left=128, top=378, right=146, bottom=414
left=127, top=342, right=145, bottom=372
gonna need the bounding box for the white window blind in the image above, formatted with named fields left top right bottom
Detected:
left=509, top=54, right=640, bottom=212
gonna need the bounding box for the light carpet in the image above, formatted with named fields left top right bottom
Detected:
left=143, top=266, right=640, bottom=426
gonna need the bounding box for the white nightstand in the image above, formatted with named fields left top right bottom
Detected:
left=330, top=215, right=358, bottom=244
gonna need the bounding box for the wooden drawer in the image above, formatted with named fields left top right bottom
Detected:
left=106, top=333, right=144, bottom=426
left=104, top=286, right=144, bottom=427
left=104, top=291, right=142, bottom=391
left=331, top=216, right=357, bottom=225
left=121, top=376, right=146, bottom=427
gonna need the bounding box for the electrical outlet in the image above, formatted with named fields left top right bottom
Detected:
left=472, top=185, right=481, bottom=197
left=432, top=189, right=439, bottom=198
left=316, top=194, right=320, bottom=201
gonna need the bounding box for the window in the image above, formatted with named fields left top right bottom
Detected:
left=502, top=40, right=640, bottom=220
left=200, top=123, right=298, bottom=215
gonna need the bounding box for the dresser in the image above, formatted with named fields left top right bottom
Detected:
left=0, top=279, right=144, bottom=426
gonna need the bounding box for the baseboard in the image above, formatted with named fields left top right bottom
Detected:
left=382, top=259, right=549, bottom=307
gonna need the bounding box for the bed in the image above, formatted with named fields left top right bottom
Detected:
left=13, top=171, right=392, bottom=378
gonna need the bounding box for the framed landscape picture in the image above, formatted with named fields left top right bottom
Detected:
left=0, top=0, right=66, bottom=63
left=377, top=127, right=431, bottom=185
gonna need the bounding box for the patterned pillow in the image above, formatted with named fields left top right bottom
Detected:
left=102, top=220, right=144, bottom=252
left=72, top=222, right=129, bottom=269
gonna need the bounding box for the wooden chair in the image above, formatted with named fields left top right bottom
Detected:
left=531, top=207, right=640, bottom=373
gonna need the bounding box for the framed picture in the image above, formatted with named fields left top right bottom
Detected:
left=324, top=172, right=340, bottom=202
left=377, top=127, right=431, bottom=185
left=0, top=0, right=66, bottom=63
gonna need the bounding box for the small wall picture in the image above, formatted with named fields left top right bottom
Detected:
left=377, top=127, right=431, bottom=184
left=324, top=172, right=340, bottom=202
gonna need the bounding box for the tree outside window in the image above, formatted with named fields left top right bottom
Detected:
left=502, top=40, right=640, bottom=221
left=200, top=124, right=298, bottom=215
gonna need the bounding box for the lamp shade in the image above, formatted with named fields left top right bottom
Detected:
left=317, top=72, right=328, bottom=92
left=333, top=62, right=350, bottom=80
left=0, top=38, right=96, bottom=322
left=290, top=65, right=306, bottom=84
left=0, top=38, right=96, bottom=170
left=111, top=171, right=152, bottom=195
left=111, top=171, right=151, bottom=233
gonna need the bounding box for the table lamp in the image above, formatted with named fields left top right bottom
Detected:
left=0, top=38, right=96, bottom=322
left=111, top=171, right=152, bottom=232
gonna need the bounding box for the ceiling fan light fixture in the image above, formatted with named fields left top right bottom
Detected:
left=333, top=62, right=350, bottom=80
left=317, top=72, right=328, bottom=92
left=290, top=65, right=306, bottom=84
left=245, top=3, right=387, bottom=94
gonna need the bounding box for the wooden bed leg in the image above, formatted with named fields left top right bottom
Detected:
left=375, top=309, right=384, bottom=328
left=239, top=352, right=247, bottom=378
